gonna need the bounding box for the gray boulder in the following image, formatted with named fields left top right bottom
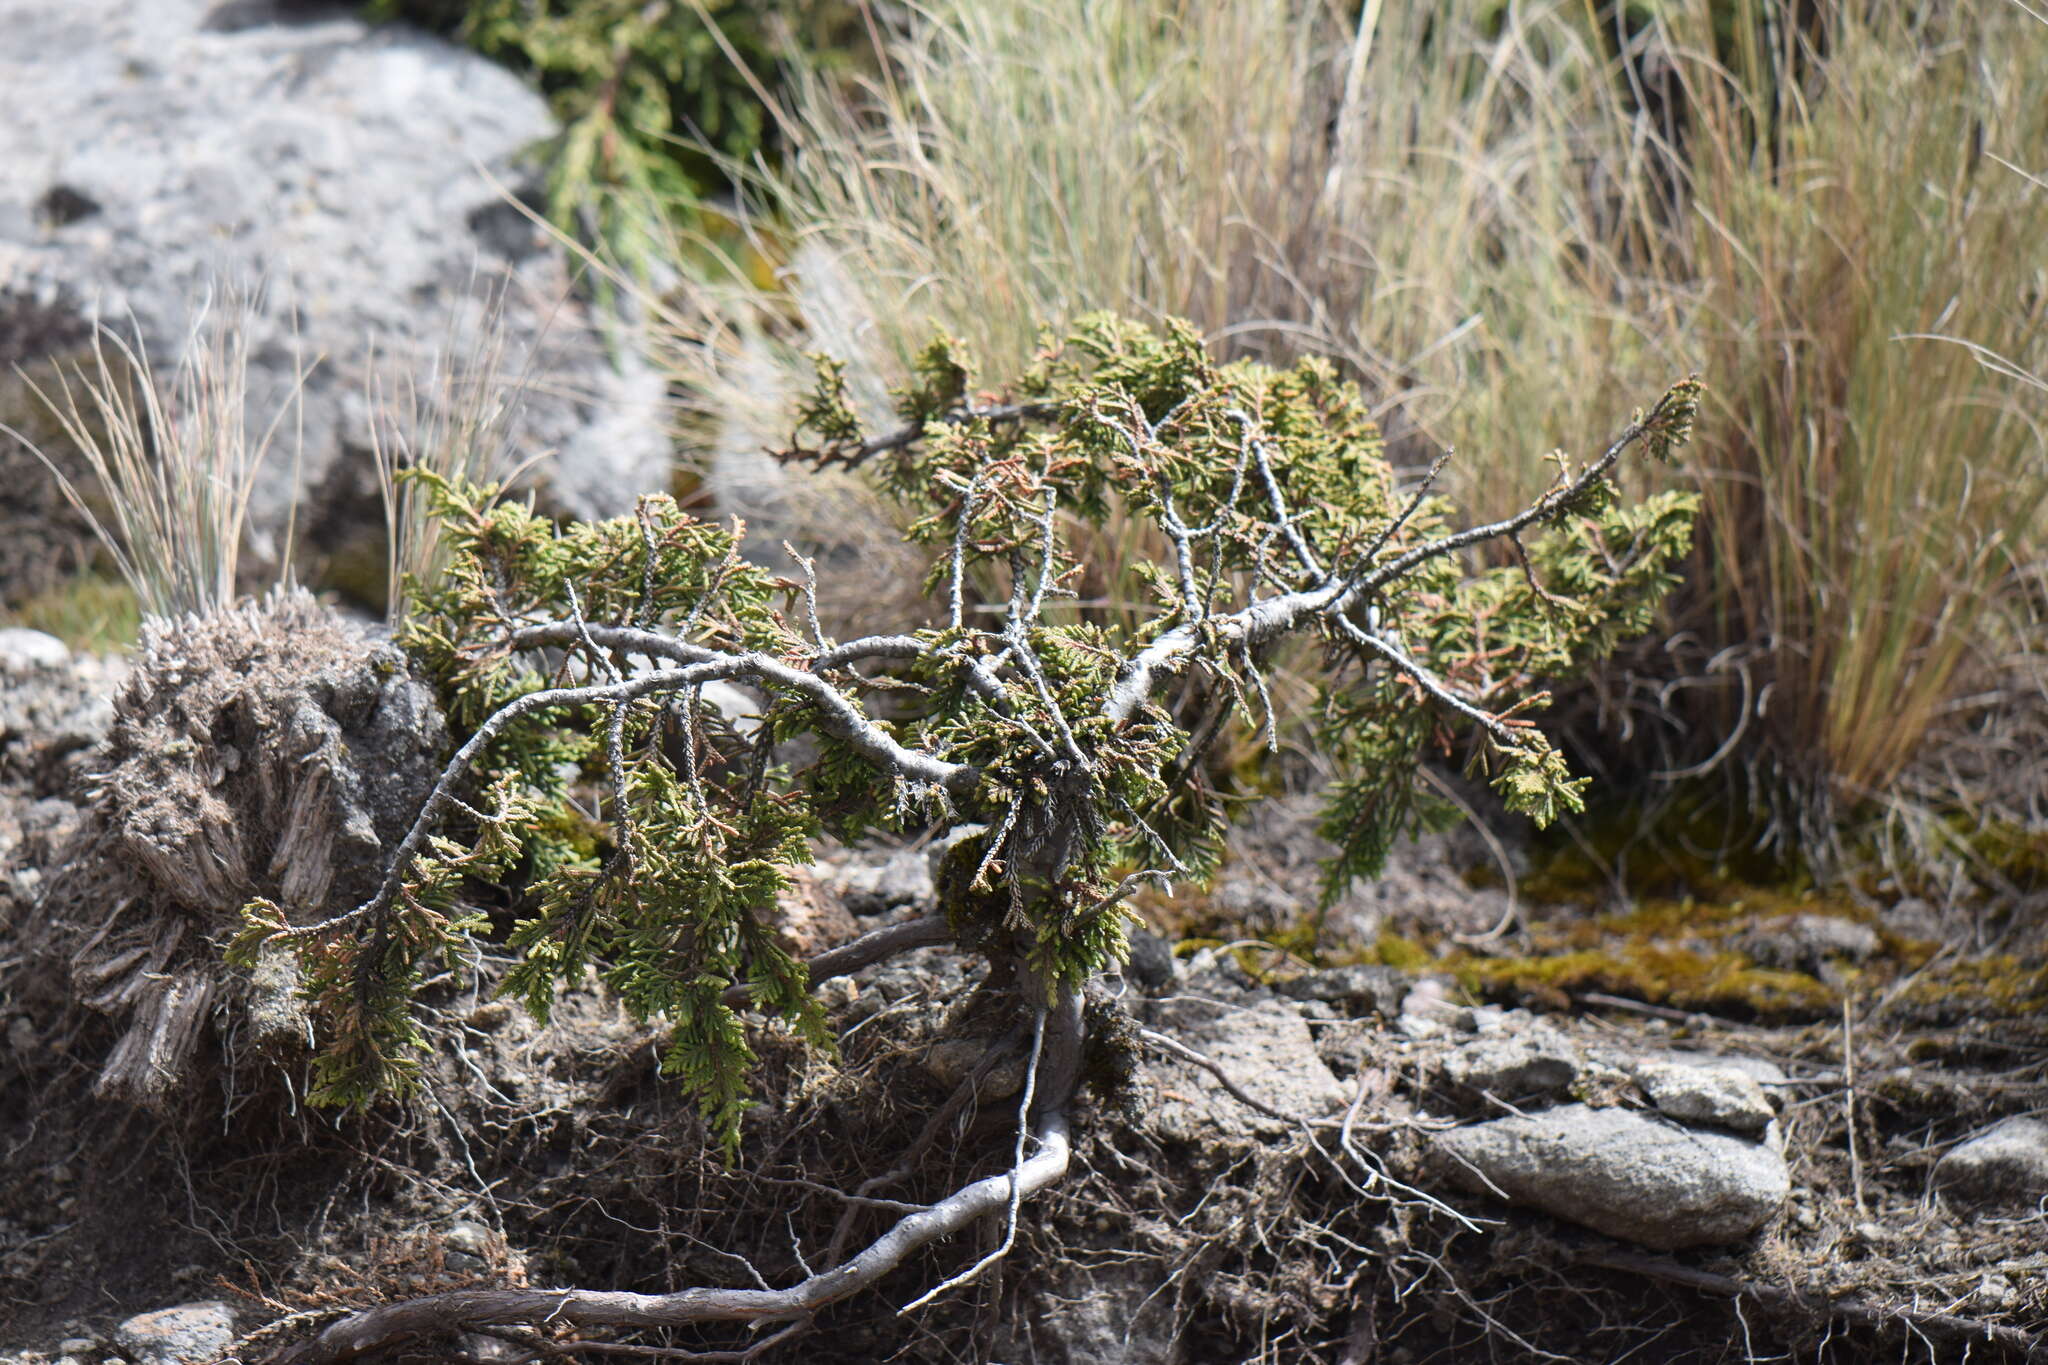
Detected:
left=1436, top=1104, right=1789, bottom=1250
left=1934, top=1117, right=2048, bottom=1206
left=0, top=628, right=68, bottom=670
left=0, top=0, right=668, bottom=579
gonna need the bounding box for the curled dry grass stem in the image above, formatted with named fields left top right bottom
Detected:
left=5, top=290, right=304, bottom=623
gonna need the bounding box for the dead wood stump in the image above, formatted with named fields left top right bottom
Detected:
left=36, top=590, right=445, bottom=1112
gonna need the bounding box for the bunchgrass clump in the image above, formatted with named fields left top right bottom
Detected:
left=1669, top=2, right=2048, bottom=816
left=4, top=291, right=304, bottom=621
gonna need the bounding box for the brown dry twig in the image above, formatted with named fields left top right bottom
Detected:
left=1574, top=1247, right=2048, bottom=1362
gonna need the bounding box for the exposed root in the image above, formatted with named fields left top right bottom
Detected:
left=267, top=988, right=1083, bottom=1364
left=1576, top=1247, right=2048, bottom=1362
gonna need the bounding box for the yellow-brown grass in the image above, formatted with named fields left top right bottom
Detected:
left=658, top=0, right=2047, bottom=842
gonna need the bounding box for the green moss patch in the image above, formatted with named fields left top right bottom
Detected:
left=0, top=571, right=139, bottom=652
left=1442, top=889, right=2044, bottom=1024
left=1452, top=944, right=1836, bottom=1017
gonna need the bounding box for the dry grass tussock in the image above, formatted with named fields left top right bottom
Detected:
left=656, top=0, right=2048, bottom=858
left=26, top=589, right=446, bottom=1111
left=1677, top=5, right=2048, bottom=822
left=3, top=274, right=553, bottom=637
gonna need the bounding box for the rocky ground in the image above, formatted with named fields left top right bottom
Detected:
left=2, top=631, right=2044, bottom=1364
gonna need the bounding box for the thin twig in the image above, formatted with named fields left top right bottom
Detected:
left=897, top=1007, right=1048, bottom=1312
left=1844, top=993, right=1868, bottom=1218
left=783, top=543, right=829, bottom=649
left=948, top=468, right=987, bottom=631
left=1331, top=616, right=1513, bottom=743
left=1357, top=447, right=1455, bottom=572
left=1346, top=386, right=1689, bottom=603
left=1227, top=409, right=1322, bottom=580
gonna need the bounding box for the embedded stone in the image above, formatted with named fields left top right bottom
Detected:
left=1436, top=1104, right=1788, bottom=1250
left=113, top=1302, right=235, bottom=1365
left=1443, top=1032, right=1581, bottom=1099
left=1633, top=1057, right=1777, bottom=1133
left=1934, top=1117, right=2048, bottom=1205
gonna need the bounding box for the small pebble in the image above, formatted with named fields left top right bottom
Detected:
left=444, top=1220, right=493, bottom=1256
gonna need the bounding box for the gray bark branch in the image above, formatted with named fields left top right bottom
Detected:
left=275, top=988, right=1083, bottom=1364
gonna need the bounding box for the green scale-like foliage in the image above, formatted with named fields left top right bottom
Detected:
left=239, top=315, right=1698, bottom=1146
